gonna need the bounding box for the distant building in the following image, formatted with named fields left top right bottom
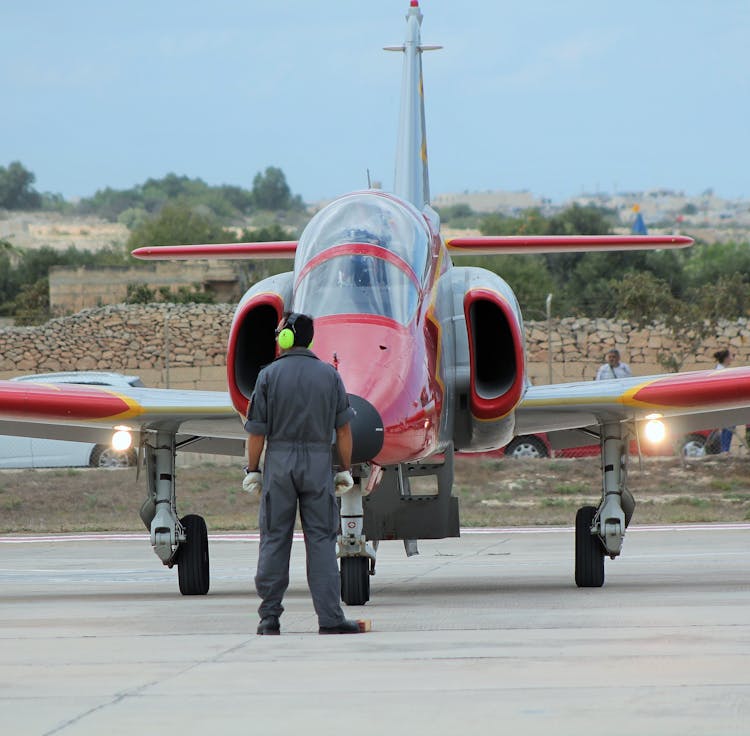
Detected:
left=432, top=190, right=543, bottom=214
left=49, top=263, right=241, bottom=314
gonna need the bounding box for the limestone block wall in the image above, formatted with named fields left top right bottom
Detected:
left=524, top=316, right=750, bottom=384
left=0, top=304, right=234, bottom=390
left=0, top=305, right=748, bottom=388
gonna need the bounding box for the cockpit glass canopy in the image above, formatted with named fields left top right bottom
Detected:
left=295, top=254, right=419, bottom=325
left=294, top=192, right=430, bottom=282
left=293, top=193, right=431, bottom=325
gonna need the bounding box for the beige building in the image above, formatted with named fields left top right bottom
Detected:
left=49, top=262, right=241, bottom=314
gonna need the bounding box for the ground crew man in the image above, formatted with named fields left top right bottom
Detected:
left=242, top=312, right=361, bottom=635
left=595, top=348, right=632, bottom=381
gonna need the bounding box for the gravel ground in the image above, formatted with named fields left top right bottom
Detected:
left=1, top=453, right=748, bottom=534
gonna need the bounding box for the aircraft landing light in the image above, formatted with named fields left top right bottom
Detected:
left=112, top=429, right=133, bottom=451
left=644, top=418, right=666, bottom=444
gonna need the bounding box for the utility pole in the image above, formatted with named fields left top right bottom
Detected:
left=164, top=313, right=171, bottom=389
left=546, top=293, right=553, bottom=385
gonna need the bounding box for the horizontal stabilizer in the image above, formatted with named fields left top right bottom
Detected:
left=132, top=241, right=298, bottom=261
left=445, top=234, right=693, bottom=255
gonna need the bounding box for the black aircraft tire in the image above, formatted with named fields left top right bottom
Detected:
left=178, top=514, right=210, bottom=595
left=575, top=505, right=605, bottom=588
left=340, top=556, right=370, bottom=606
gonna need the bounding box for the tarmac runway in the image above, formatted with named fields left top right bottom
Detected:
left=1, top=524, right=749, bottom=736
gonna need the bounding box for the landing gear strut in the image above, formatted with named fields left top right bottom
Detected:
left=575, top=421, right=635, bottom=588
left=338, top=476, right=375, bottom=606
left=139, top=430, right=210, bottom=595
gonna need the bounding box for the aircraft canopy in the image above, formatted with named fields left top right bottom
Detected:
left=293, top=192, right=431, bottom=324
left=294, top=192, right=431, bottom=281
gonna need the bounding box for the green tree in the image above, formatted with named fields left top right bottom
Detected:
left=217, top=185, right=255, bottom=215
left=118, top=207, right=149, bottom=230
left=252, top=166, right=293, bottom=210
left=695, top=273, right=750, bottom=321
left=40, top=191, right=72, bottom=213
left=478, top=204, right=617, bottom=316
left=612, top=271, right=723, bottom=372
left=12, top=278, right=50, bottom=325
left=125, top=283, right=156, bottom=304
left=682, top=241, right=750, bottom=291
left=240, top=223, right=296, bottom=242
left=236, top=223, right=298, bottom=285
left=480, top=209, right=547, bottom=236
left=435, top=203, right=481, bottom=229
left=78, top=186, right=144, bottom=221
left=0, top=243, right=131, bottom=316
left=125, top=283, right=214, bottom=305
left=545, top=203, right=613, bottom=236
left=0, top=161, right=42, bottom=210
left=126, top=202, right=239, bottom=249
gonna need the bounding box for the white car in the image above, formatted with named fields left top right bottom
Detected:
left=0, top=371, right=144, bottom=469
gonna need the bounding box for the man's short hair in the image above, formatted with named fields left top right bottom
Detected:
left=288, top=312, right=314, bottom=347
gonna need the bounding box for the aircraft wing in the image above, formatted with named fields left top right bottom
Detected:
left=131, top=241, right=297, bottom=260
left=0, top=381, right=246, bottom=456
left=445, top=234, right=693, bottom=254
left=515, top=367, right=750, bottom=448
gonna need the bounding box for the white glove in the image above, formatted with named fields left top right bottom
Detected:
left=242, top=471, right=263, bottom=497
left=334, top=470, right=354, bottom=496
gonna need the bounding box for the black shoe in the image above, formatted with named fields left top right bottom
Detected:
left=257, top=616, right=280, bottom=635
left=319, top=619, right=360, bottom=635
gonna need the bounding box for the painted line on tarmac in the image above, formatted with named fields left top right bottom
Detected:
left=1, top=523, right=749, bottom=545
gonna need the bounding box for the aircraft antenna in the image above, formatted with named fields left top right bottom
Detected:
left=367, top=168, right=372, bottom=188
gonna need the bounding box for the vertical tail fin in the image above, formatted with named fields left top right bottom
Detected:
left=385, top=1, right=441, bottom=210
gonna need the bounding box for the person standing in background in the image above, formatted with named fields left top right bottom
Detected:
left=714, top=349, right=734, bottom=453
left=595, top=348, right=632, bottom=381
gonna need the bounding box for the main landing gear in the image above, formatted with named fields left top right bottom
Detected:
left=575, top=421, right=635, bottom=588
left=139, top=431, right=210, bottom=595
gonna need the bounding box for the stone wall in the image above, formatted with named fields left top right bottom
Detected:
left=526, top=316, right=750, bottom=384
left=1, top=304, right=748, bottom=387
left=0, top=304, right=234, bottom=390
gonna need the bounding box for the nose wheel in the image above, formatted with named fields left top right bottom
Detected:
left=340, top=556, right=370, bottom=605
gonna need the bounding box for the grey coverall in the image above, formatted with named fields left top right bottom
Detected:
left=244, top=347, right=355, bottom=627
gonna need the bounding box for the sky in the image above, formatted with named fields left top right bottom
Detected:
left=2, top=0, right=749, bottom=205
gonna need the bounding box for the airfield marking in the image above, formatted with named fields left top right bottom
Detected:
left=1, top=523, right=749, bottom=544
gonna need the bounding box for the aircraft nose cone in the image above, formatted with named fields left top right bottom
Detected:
left=348, top=394, right=384, bottom=464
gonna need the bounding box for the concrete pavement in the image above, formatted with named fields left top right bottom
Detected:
left=1, top=525, right=749, bottom=735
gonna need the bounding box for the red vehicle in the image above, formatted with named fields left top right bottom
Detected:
left=501, top=430, right=719, bottom=459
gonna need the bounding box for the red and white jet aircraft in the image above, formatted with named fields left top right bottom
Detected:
left=2, top=1, right=750, bottom=602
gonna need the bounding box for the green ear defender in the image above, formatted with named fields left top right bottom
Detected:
left=277, top=327, right=295, bottom=350
left=277, top=312, right=313, bottom=350
left=277, top=312, right=299, bottom=350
